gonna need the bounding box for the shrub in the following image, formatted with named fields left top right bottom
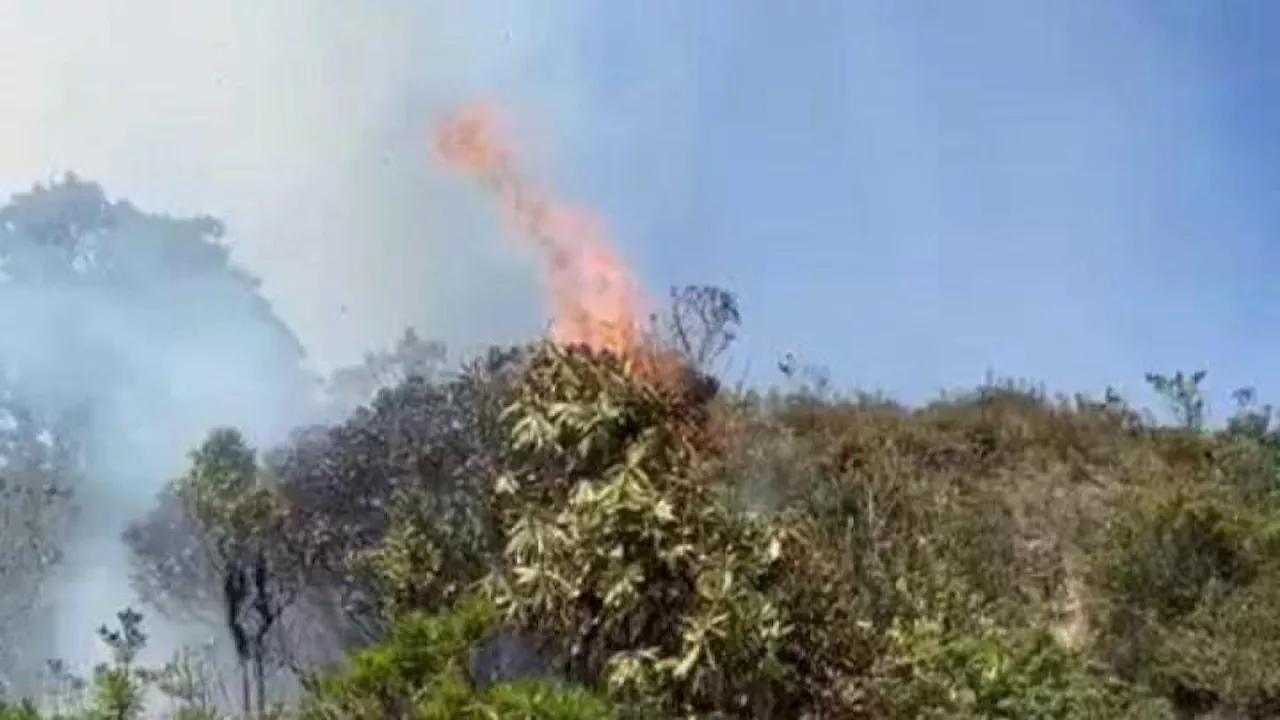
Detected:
left=868, top=568, right=1170, bottom=719
left=302, top=593, right=612, bottom=720
left=1091, top=479, right=1280, bottom=715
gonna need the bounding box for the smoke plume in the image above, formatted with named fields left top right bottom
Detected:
left=0, top=0, right=621, bottom=687
left=0, top=0, right=607, bottom=369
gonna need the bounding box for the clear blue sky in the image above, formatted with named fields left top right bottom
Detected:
left=532, top=1, right=1280, bottom=409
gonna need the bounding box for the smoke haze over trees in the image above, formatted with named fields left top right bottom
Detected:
left=0, top=173, right=1277, bottom=719
left=0, top=175, right=314, bottom=691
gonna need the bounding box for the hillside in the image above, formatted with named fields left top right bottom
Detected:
left=4, top=302, right=1277, bottom=718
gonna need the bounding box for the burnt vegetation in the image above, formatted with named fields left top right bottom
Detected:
left=0, top=178, right=1276, bottom=718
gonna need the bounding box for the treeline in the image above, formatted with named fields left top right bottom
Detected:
left=16, top=328, right=1280, bottom=718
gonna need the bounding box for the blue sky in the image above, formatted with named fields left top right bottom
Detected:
left=538, top=1, right=1280, bottom=409
left=3, top=0, right=1280, bottom=414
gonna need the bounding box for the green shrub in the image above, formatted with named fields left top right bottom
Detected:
left=0, top=700, right=44, bottom=720
left=302, top=594, right=613, bottom=720
left=870, top=570, right=1171, bottom=719
left=1091, top=481, right=1280, bottom=714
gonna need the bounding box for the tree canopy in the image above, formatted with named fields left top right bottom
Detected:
left=0, top=175, right=312, bottom=696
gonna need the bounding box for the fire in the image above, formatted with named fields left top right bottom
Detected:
left=433, top=104, right=645, bottom=358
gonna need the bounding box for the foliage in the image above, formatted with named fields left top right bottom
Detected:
left=1091, top=474, right=1280, bottom=715
left=113, top=329, right=1280, bottom=719
left=866, top=567, right=1171, bottom=719
left=4, top=200, right=1280, bottom=720
left=268, top=346, right=523, bottom=646
left=126, top=428, right=304, bottom=716
left=0, top=174, right=311, bottom=693
left=302, top=594, right=612, bottom=720
left=89, top=609, right=149, bottom=720
left=146, top=646, right=222, bottom=720
left=482, top=343, right=798, bottom=716
left=0, top=700, right=44, bottom=720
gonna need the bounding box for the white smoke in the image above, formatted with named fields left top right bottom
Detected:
left=0, top=0, right=620, bottom=688
left=0, top=0, right=608, bottom=370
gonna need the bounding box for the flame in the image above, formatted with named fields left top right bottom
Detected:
left=433, top=104, right=645, bottom=358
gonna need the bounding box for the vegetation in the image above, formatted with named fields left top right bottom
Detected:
left=2, top=177, right=1279, bottom=718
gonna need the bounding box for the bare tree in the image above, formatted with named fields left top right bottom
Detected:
left=655, top=285, right=742, bottom=373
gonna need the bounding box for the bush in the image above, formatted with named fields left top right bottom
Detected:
left=1092, top=480, right=1280, bottom=715
left=868, top=568, right=1170, bottom=719
left=36, top=335, right=1280, bottom=719
left=302, top=594, right=612, bottom=720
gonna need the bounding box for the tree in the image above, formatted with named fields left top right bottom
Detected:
left=1145, top=370, right=1209, bottom=431
left=324, top=328, right=449, bottom=418
left=0, top=174, right=311, bottom=433
left=0, top=404, right=79, bottom=694
left=127, top=340, right=524, bottom=697
left=128, top=429, right=302, bottom=718
left=0, top=174, right=312, bottom=690
left=653, top=285, right=741, bottom=374
left=482, top=341, right=857, bottom=717
left=266, top=346, right=524, bottom=651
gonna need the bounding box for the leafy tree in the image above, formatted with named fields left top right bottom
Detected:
left=123, top=479, right=225, bottom=627
left=0, top=173, right=311, bottom=450
left=128, top=429, right=302, bottom=717
left=1145, top=370, right=1209, bottom=431
left=482, top=341, right=856, bottom=717
left=267, top=346, right=524, bottom=653
left=0, top=174, right=312, bottom=692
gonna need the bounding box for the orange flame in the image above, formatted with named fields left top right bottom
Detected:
left=433, top=104, right=645, bottom=358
